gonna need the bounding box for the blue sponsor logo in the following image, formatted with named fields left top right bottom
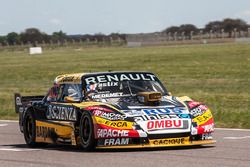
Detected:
left=142, top=107, right=186, bottom=115
left=178, top=114, right=190, bottom=118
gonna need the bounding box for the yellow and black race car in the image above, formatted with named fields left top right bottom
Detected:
left=14, top=71, right=215, bottom=150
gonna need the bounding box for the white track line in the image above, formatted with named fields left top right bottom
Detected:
left=224, top=136, right=250, bottom=140
left=0, top=148, right=27, bottom=152
left=0, top=120, right=18, bottom=123
left=0, top=124, right=8, bottom=127
left=216, top=128, right=250, bottom=132
left=0, top=148, right=41, bottom=152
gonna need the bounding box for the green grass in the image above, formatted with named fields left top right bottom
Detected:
left=0, top=44, right=250, bottom=128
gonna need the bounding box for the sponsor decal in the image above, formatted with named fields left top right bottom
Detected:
left=85, top=106, right=112, bottom=112
left=60, top=76, right=81, bottom=83
left=201, top=133, right=213, bottom=140
left=91, top=92, right=123, bottom=99
left=46, top=105, right=77, bottom=121
left=15, top=96, right=22, bottom=105
left=190, top=105, right=208, bottom=117
left=137, top=119, right=191, bottom=133
left=61, top=76, right=75, bottom=82
left=97, top=129, right=129, bottom=138
left=85, top=73, right=156, bottom=84
left=193, top=110, right=213, bottom=125
left=142, top=108, right=187, bottom=115
left=188, top=101, right=202, bottom=108
left=36, top=126, right=55, bottom=140
left=103, top=138, right=129, bottom=146
left=151, top=137, right=189, bottom=146
left=133, top=113, right=189, bottom=122
left=35, top=120, right=73, bottom=143
left=202, top=123, right=215, bottom=133
left=98, top=82, right=119, bottom=87
left=147, top=119, right=183, bottom=131
left=95, top=117, right=133, bottom=129
left=93, top=110, right=126, bottom=120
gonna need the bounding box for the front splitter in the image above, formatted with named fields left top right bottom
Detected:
left=96, top=139, right=216, bottom=149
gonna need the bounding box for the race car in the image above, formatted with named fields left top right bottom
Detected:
left=14, top=71, right=215, bottom=150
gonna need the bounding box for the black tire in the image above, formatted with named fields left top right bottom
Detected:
left=23, top=110, right=37, bottom=147
left=79, top=111, right=96, bottom=151
left=23, top=110, right=46, bottom=147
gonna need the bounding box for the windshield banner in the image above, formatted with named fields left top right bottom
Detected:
left=84, top=73, right=157, bottom=84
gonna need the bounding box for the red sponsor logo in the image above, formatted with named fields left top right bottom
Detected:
left=97, top=129, right=128, bottom=138
left=147, top=119, right=183, bottom=130
left=93, top=110, right=103, bottom=116
left=188, top=101, right=202, bottom=108
left=202, top=123, right=215, bottom=133
left=93, top=110, right=126, bottom=120
left=199, top=105, right=208, bottom=111
left=94, top=124, right=140, bottom=138
left=85, top=106, right=112, bottom=112
left=197, top=118, right=215, bottom=134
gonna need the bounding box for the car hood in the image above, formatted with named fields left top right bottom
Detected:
left=75, top=96, right=192, bottom=134
left=113, top=96, right=191, bottom=134
left=117, top=95, right=184, bottom=108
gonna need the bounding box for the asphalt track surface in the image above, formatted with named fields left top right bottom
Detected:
left=0, top=121, right=250, bottom=167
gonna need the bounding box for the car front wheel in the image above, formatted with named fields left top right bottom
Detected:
left=79, top=111, right=96, bottom=151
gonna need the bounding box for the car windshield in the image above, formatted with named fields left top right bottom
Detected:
left=85, top=80, right=167, bottom=100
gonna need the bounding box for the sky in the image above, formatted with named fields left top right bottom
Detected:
left=1, top=0, right=250, bottom=35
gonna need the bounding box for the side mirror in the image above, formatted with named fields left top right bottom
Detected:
left=64, top=96, right=75, bottom=102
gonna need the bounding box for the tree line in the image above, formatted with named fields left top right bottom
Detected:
left=0, top=18, right=249, bottom=46
left=0, top=29, right=126, bottom=46
left=162, top=18, right=249, bottom=36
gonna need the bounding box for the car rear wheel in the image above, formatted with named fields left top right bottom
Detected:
left=23, top=110, right=47, bottom=147
left=79, top=111, right=96, bottom=151
left=23, top=110, right=39, bottom=147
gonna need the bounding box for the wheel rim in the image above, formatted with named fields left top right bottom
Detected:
left=82, top=116, right=91, bottom=144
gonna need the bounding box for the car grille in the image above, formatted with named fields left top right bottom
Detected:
left=148, top=132, right=190, bottom=139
